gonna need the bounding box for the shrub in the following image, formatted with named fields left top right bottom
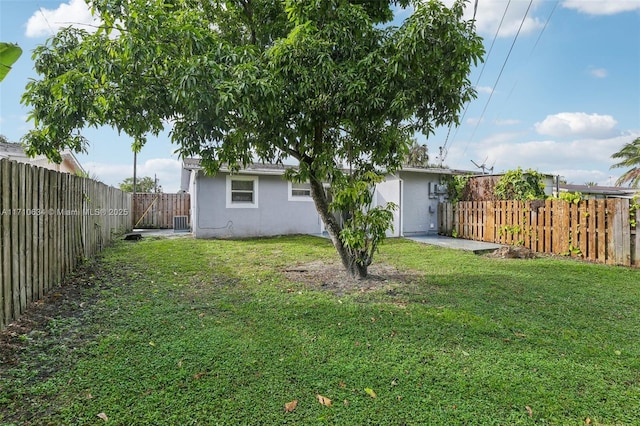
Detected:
left=494, top=167, right=546, bottom=201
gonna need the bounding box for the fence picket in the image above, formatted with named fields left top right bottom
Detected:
left=1, top=160, right=11, bottom=328
left=0, top=159, right=132, bottom=331
left=439, top=198, right=636, bottom=267
left=131, top=193, right=190, bottom=229
left=633, top=207, right=640, bottom=266
left=11, top=162, right=20, bottom=319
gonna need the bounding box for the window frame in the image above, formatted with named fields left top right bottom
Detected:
left=226, top=175, right=259, bottom=208
left=288, top=181, right=313, bottom=202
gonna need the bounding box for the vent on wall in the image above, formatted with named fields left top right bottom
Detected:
left=173, top=215, right=189, bottom=232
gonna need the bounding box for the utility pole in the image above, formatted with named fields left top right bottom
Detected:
left=133, top=151, right=137, bottom=195
left=438, top=146, right=446, bottom=167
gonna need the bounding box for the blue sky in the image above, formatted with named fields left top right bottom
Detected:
left=1, top=0, right=639, bottom=192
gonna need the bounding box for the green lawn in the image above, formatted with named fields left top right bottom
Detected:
left=1, top=235, right=639, bottom=425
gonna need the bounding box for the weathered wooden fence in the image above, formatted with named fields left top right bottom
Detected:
left=0, top=159, right=132, bottom=330
left=132, top=193, right=190, bottom=229
left=439, top=199, right=640, bottom=267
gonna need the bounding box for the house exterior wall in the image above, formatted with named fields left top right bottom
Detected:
left=30, top=156, right=78, bottom=174
left=192, top=171, right=321, bottom=238
left=398, top=171, right=444, bottom=235
left=374, top=176, right=402, bottom=237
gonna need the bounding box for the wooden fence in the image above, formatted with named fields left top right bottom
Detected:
left=439, top=199, right=640, bottom=267
left=0, top=159, right=132, bottom=330
left=132, top=193, right=190, bottom=229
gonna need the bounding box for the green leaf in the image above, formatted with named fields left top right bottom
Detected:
left=20, top=0, right=484, bottom=278
left=0, top=42, right=23, bottom=82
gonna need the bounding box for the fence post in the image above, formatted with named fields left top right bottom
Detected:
left=0, top=159, right=134, bottom=331
left=633, top=204, right=640, bottom=267
left=1, top=160, right=11, bottom=328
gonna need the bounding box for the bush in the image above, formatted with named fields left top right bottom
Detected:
left=494, top=167, right=546, bottom=201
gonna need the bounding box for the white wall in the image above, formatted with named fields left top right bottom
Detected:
left=192, top=172, right=321, bottom=238
left=398, top=171, right=443, bottom=235
left=374, top=177, right=402, bottom=237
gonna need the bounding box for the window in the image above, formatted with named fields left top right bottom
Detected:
left=288, top=181, right=313, bottom=201
left=226, top=175, right=258, bottom=208
left=232, top=179, right=254, bottom=202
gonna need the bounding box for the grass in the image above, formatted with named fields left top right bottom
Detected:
left=1, top=235, right=639, bottom=425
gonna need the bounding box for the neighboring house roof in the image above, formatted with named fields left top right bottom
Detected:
left=560, top=183, right=639, bottom=199
left=398, top=166, right=464, bottom=175
left=0, top=142, right=85, bottom=175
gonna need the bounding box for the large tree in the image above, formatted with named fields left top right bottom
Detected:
left=119, top=176, right=162, bottom=193
left=611, top=137, right=640, bottom=188
left=21, top=0, right=484, bottom=278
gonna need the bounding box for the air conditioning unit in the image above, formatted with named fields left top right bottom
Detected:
left=173, top=215, right=189, bottom=233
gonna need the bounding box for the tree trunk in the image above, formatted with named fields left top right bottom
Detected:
left=308, top=177, right=368, bottom=280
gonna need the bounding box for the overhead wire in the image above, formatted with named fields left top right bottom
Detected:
left=442, top=0, right=512, bottom=160
left=36, top=1, right=56, bottom=35
left=497, top=0, right=559, bottom=121
left=461, top=0, right=535, bottom=157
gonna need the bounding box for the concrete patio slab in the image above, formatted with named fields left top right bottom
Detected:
left=406, top=234, right=504, bottom=254
left=130, top=228, right=192, bottom=238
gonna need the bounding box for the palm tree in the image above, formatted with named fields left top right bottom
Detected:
left=611, top=137, right=640, bottom=187
left=404, top=142, right=429, bottom=168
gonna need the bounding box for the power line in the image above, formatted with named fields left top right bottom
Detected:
left=492, top=1, right=559, bottom=129
left=442, top=0, right=512, bottom=157
left=462, top=0, right=535, bottom=155
left=530, top=1, right=559, bottom=55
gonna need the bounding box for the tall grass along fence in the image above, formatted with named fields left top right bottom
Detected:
left=0, top=159, right=132, bottom=330
left=132, top=192, right=190, bottom=229
left=439, top=199, right=640, bottom=267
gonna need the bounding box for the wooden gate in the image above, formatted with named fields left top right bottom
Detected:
left=132, top=193, right=190, bottom=229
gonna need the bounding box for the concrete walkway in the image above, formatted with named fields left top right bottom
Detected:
left=406, top=234, right=503, bottom=254
left=125, top=229, right=501, bottom=254
left=129, top=228, right=192, bottom=238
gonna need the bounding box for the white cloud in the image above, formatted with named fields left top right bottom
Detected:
left=441, top=0, right=545, bottom=37
left=476, top=86, right=495, bottom=95
left=534, top=112, right=618, bottom=138
left=552, top=168, right=618, bottom=186
left=494, top=119, right=520, bottom=126
left=562, top=0, right=640, bottom=15
left=25, top=0, right=100, bottom=38
left=589, top=67, right=608, bottom=78
left=448, top=132, right=639, bottom=186
left=466, top=117, right=484, bottom=126
left=83, top=158, right=182, bottom=192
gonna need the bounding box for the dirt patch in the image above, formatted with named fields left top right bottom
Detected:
left=0, top=259, right=134, bottom=423
left=0, top=259, right=128, bottom=372
left=283, top=260, right=422, bottom=296
left=485, top=245, right=537, bottom=259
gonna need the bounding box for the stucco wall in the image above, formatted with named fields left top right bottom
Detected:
left=192, top=172, right=321, bottom=238
left=398, top=171, right=442, bottom=235
left=374, top=176, right=401, bottom=237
